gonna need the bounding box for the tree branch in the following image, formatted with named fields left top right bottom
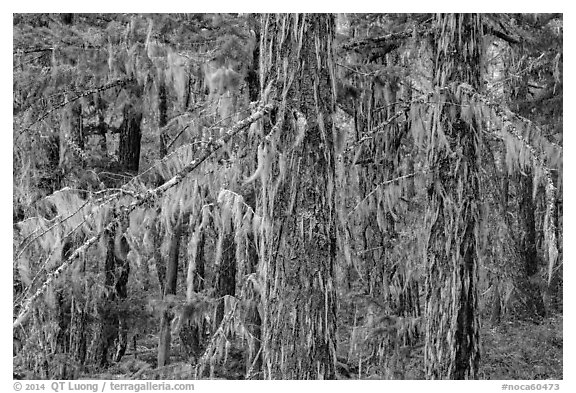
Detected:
left=13, top=47, right=54, bottom=55
left=13, top=102, right=274, bottom=330
left=341, top=27, right=430, bottom=51
left=17, top=78, right=130, bottom=141
left=486, top=27, right=520, bottom=45
left=457, top=83, right=560, bottom=283
left=346, top=170, right=427, bottom=218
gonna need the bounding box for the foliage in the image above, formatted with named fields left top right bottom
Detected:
left=13, top=13, right=562, bottom=380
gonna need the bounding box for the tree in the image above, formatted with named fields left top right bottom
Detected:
left=13, top=13, right=562, bottom=381
left=423, top=13, right=482, bottom=379
left=257, top=14, right=338, bottom=379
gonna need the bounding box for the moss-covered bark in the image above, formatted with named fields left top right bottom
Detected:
left=424, top=14, right=482, bottom=379
left=259, top=14, right=338, bottom=379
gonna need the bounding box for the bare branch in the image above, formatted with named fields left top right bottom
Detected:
left=487, top=27, right=520, bottom=45
left=13, top=47, right=54, bottom=55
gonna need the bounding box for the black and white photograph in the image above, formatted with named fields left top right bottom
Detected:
left=11, top=11, right=565, bottom=385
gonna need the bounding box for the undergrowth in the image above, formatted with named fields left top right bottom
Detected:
left=479, top=314, right=563, bottom=380
left=32, top=314, right=560, bottom=380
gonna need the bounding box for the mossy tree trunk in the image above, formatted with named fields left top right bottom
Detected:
left=119, top=104, right=142, bottom=172
left=181, top=229, right=206, bottom=360
left=424, top=13, right=482, bottom=380
left=259, top=13, right=338, bottom=379
left=59, top=100, right=84, bottom=173
left=98, top=225, right=130, bottom=366
left=157, top=219, right=184, bottom=367
left=515, top=169, right=546, bottom=318
left=214, top=232, right=236, bottom=329
left=506, top=69, right=546, bottom=320
left=245, top=232, right=262, bottom=378
left=246, top=13, right=261, bottom=103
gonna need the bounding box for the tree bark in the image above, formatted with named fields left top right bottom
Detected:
left=245, top=232, right=262, bottom=378
left=181, top=230, right=206, bottom=360
left=246, top=14, right=260, bottom=103
left=515, top=169, right=546, bottom=319
left=259, top=14, right=338, bottom=379
left=59, top=100, right=84, bottom=172
left=424, top=14, right=482, bottom=380
left=158, top=76, right=169, bottom=158
left=214, top=232, right=236, bottom=329
left=97, top=227, right=119, bottom=367
left=157, top=219, right=184, bottom=367
left=119, top=105, right=142, bottom=172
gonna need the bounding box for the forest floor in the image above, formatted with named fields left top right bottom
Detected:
left=76, top=313, right=562, bottom=380
left=479, top=314, right=563, bottom=380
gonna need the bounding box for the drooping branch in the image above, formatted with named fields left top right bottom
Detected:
left=344, top=108, right=407, bottom=157
left=341, top=27, right=432, bottom=51
left=457, top=83, right=562, bottom=166
left=457, top=83, right=560, bottom=283
left=346, top=170, right=426, bottom=218
left=340, top=19, right=522, bottom=52
left=17, top=78, right=131, bottom=141
left=13, top=102, right=274, bottom=330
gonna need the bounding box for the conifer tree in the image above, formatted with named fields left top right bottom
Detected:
left=258, top=13, right=338, bottom=379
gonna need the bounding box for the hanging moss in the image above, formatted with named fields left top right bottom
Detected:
left=424, top=13, right=482, bottom=380
left=258, top=14, right=338, bottom=379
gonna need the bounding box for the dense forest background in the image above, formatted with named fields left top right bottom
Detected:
left=12, top=13, right=563, bottom=380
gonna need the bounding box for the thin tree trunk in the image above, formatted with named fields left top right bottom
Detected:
left=158, top=76, right=169, bottom=158
left=95, top=92, right=108, bottom=156
left=507, top=66, right=547, bottom=320
left=245, top=232, right=262, bottom=378
left=96, top=225, right=131, bottom=367
left=119, top=105, right=142, bottom=172
left=98, top=228, right=120, bottom=367
left=157, top=220, right=184, bottom=367
left=246, top=14, right=260, bottom=103
left=214, top=232, right=236, bottom=329
left=181, top=230, right=206, bottom=360
left=516, top=169, right=546, bottom=318
left=59, top=100, right=84, bottom=172
left=113, top=235, right=130, bottom=362
left=548, top=192, right=562, bottom=312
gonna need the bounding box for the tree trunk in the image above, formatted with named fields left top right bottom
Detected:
left=214, top=232, right=236, bottom=329
left=151, top=218, right=166, bottom=294
left=506, top=65, right=546, bottom=320
left=424, top=14, right=482, bottom=380
left=245, top=232, right=262, bottom=378
left=259, top=13, right=338, bottom=379
left=246, top=14, right=260, bottom=103
left=515, top=169, right=546, bottom=319
left=94, top=92, right=108, bottom=156
left=96, top=225, right=131, bottom=367
left=119, top=105, right=142, bottom=172
left=97, top=227, right=119, bottom=367
left=59, top=100, right=84, bottom=172
left=113, top=235, right=130, bottom=362
left=157, top=220, right=184, bottom=367
left=158, top=76, right=169, bottom=158
left=181, top=230, right=206, bottom=360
